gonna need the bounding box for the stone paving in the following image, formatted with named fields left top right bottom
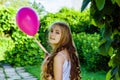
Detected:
left=0, top=64, right=38, bottom=80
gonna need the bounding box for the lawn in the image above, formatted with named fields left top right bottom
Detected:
left=81, top=66, right=106, bottom=80
left=24, top=65, right=106, bottom=80
left=24, top=64, right=41, bottom=79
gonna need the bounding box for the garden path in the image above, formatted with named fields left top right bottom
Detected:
left=0, top=64, right=38, bottom=80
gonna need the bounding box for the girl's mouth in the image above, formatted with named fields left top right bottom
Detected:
left=50, top=37, right=55, bottom=40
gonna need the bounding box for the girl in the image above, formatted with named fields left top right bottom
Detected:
left=41, top=22, right=81, bottom=80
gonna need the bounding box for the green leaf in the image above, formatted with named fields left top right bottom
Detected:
left=90, top=19, right=97, bottom=26
left=116, top=72, right=120, bottom=80
left=106, top=69, right=112, bottom=80
left=81, top=0, right=90, bottom=12
left=111, top=66, right=119, bottom=80
left=99, top=38, right=106, bottom=46
left=95, top=0, right=105, bottom=10
left=102, top=24, right=112, bottom=40
left=108, top=58, right=114, bottom=67
left=99, top=39, right=108, bottom=56
left=113, top=53, right=120, bottom=66
left=108, top=47, right=114, bottom=56
left=115, top=0, right=120, bottom=7
left=111, top=0, right=116, bottom=4
left=105, top=39, right=112, bottom=52
left=99, top=38, right=112, bottom=56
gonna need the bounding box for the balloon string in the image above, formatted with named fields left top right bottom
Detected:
left=34, top=37, right=49, bottom=55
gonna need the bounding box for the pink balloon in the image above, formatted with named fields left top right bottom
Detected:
left=16, top=7, right=40, bottom=36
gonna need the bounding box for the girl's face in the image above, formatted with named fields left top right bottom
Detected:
left=49, top=25, right=61, bottom=45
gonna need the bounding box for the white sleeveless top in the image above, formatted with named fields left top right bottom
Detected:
left=60, top=53, right=71, bottom=80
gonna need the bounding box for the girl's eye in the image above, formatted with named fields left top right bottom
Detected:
left=56, top=31, right=60, bottom=34
left=50, top=30, right=53, bottom=33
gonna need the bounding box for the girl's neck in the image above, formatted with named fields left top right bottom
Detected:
left=51, top=45, right=57, bottom=50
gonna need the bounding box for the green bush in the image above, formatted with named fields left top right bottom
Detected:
left=39, top=8, right=91, bottom=51
left=5, top=41, right=44, bottom=66
left=40, top=7, right=90, bottom=33
left=0, top=6, right=44, bottom=66
left=0, top=6, right=16, bottom=61
left=0, top=6, right=108, bottom=71
left=5, top=32, right=44, bottom=66
left=73, top=32, right=109, bottom=71
left=0, top=33, right=14, bottom=60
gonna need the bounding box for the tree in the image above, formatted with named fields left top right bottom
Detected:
left=31, top=0, right=47, bottom=16
left=81, top=0, right=120, bottom=80
left=0, top=0, right=8, bottom=5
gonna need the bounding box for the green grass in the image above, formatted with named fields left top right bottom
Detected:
left=81, top=67, right=106, bottom=80
left=24, top=64, right=41, bottom=79
left=24, top=64, right=106, bottom=80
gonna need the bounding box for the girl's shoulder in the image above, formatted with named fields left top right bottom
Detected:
left=54, top=51, right=65, bottom=63
left=55, top=51, right=64, bottom=59
left=56, top=50, right=69, bottom=61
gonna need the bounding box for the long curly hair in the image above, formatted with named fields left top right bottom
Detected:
left=41, top=22, right=81, bottom=80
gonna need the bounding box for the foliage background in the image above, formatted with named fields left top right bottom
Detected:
left=81, top=0, right=120, bottom=79
left=0, top=5, right=109, bottom=72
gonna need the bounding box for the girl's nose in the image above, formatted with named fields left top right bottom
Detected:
left=50, top=32, right=55, bottom=37
left=51, top=32, right=55, bottom=36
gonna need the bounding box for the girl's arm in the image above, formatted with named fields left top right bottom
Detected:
left=53, top=53, right=64, bottom=80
